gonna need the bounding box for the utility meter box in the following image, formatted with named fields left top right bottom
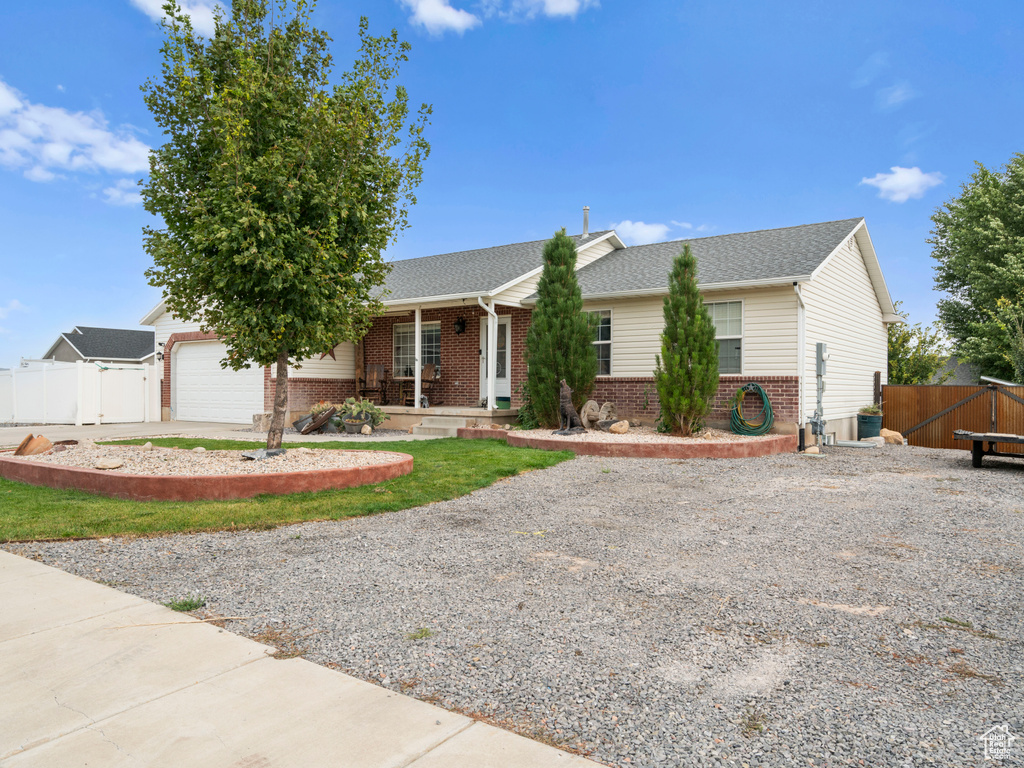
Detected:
left=816, top=343, right=829, bottom=377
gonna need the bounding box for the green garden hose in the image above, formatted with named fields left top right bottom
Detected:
left=730, top=383, right=775, bottom=436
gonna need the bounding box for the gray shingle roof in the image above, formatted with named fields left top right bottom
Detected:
left=570, top=218, right=864, bottom=298
left=381, top=231, right=612, bottom=302
left=63, top=327, right=155, bottom=361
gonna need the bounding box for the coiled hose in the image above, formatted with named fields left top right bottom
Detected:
left=730, top=382, right=774, bottom=436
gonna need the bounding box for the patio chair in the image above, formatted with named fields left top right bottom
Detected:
left=359, top=364, right=389, bottom=405
left=403, top=363, right=442, bottom=406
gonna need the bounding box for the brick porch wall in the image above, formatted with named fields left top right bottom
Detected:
left=362, top=306, right=532, bottom=407
left=262, top=367, right=356, bottom=414
left=592, top=375, right=800, bottom=424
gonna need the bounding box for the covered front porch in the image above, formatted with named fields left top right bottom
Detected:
left=356, top=300, right=531, bottom=415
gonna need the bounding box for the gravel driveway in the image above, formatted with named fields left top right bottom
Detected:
left=10, top=445, right=1023, bottom=767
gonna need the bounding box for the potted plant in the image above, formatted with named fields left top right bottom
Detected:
left=857, top=403, right=883, bottom=440
left=339, top=398, right=389, bottom=434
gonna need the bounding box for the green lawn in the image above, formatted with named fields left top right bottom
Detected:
left=0, top=438, right=572, bottom=542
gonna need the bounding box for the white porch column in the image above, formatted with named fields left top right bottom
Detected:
left=487, top=301, right=497, bottom=411
left=414, top=307, right=422, bottom=410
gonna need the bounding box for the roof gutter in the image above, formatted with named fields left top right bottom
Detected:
left=522, top=276, right=814, bottom=305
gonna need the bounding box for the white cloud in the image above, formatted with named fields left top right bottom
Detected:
left=612, top=220, right=671, bottom=245
left=876, top=81, right=916, bottom=110
left=56, top=84, right=65, bottom=93
left=852, top=52, right=888, bottom=88
left=103, top=178, right=143, bottom=206
left=0, top=299, right=25, bottom=320
left=513, top=0, right=597, bottom=17
left=860, top=166, right=944, bottom=203
left=670, top=220, right=693, bottom=229
left=0, top=78, right=150, bottom=183
left=401, top=0, right=480, bottom=34
left=129, top=0, right=221, bottom=37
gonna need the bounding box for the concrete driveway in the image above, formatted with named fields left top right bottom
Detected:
left=0, top=550, right=597, bottom=767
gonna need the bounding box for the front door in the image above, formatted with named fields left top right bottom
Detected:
left=479, top=316, right=511, bottom=401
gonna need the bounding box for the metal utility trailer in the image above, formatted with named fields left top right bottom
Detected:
left=953, top=430, right=1024, bottom=468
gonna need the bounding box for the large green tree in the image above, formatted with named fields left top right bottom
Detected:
left=931, top=152, right=1024, bottom=381
left=142, top=0, right=430, bottom=448
left=887, top=301, right=952, bottom=385
left=653, top=244, right=718, bottom=436
left=524, top=229, right=597, bottom=427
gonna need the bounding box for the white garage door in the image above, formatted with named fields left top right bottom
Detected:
left=173, top=341, right=264, bottom=423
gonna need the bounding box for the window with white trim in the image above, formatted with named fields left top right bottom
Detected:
left=590, top=309, right=612, bottom=376
left=393, top=322, right=440, bottom=378
left=707, top=301, right=742, bottom=374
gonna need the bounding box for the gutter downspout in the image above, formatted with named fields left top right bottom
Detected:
left=794, top=282, right=806, bottom=451
left=477, top=297, right=498, bottom=411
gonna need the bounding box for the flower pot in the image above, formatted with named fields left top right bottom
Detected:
left=857, top=413, right=882, bottom=439
left=343, top=415, right=371, bottom=434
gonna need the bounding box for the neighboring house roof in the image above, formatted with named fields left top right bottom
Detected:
left=933, top=356, right=981, bottom=385
left=379, top=231, right=615, bottom=303
left=44, top=326, right=156, bottom=362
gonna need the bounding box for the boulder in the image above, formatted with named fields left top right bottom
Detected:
left=860, top=436, right=886, bottom=446
left=489, top=423, right=502, bottom=430
left=596, top=420, right=618, bottom=432
left=360, top=424, right=372, bottom=435
left=608, top=420, right=630, bottom=434
left=598, top=402, right=617, bottom=423
left=192, top=446, right=206, bottom=453
left=252, top=412, right=274, bottom=432
left=140, top=441, right=155, bottom=452
left=879, top=428, right=905, bottom=445
left=502, top=423, right=512, bottom=430
left=94, top=459, right=124, bottom=470
left=803, top=446, right=820, bottom=455
left=580, top=400, right=600, bottom=430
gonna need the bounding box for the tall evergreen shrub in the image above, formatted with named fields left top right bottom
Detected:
left=654, top=244, right=719, bottom=435
left=525, top=229, right=597, bottom=427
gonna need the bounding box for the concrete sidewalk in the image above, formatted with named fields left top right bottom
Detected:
left=0, top=421, right=440, bottom=449
left=0, top=550, right=597, bottom=767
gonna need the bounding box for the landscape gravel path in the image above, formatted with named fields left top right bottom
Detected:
left=9, top=445, right=1023, bottom=767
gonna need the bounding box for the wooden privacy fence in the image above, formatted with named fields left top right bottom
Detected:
left=882, top=384, right=1024, bottom=453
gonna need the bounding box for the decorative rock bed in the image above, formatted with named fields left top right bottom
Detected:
left=459, top=425, right=797, bottom=458
left=0, top=444, right=413, bottom=502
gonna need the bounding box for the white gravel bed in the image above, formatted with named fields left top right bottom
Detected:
left=9, top=445, right=1024, bottom=767
left=515, top=425, right=774, bottom=442
left=12, top=444, right=405, bottom=476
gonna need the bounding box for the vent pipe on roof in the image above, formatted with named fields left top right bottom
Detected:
left=582, top=206, right=589, bottom=239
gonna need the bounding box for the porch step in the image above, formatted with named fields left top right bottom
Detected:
left=411, top=415, right=475, bottom=437
left=419, top=416, right=475, bottom=428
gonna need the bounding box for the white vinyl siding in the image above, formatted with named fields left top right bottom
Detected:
left=583, top=286, right=798, bottom=377
left=800, top=231, right=888, bottom=422
left=152, top=311, right=203, bottom=350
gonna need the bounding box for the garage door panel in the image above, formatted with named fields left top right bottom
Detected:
left=174, top=342, right=263, bottom=423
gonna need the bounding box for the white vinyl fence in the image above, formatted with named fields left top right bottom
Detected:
left=0, top=360, right=160, bottom=425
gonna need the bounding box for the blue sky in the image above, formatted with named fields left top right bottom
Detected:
left=1, top=0, right=1022, bottom=367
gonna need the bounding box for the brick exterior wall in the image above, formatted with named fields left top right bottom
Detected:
left=362, top=306, right=532, bottom=407
left=263, top=368, right=356, bottom=414
left=592, top=375, right=800, bottom=425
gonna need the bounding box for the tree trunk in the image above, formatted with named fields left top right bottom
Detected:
left=267, top=348, right=289, bottom=450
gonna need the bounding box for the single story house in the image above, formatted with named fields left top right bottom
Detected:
left=42, top=327, right=156, bottom=366
left=142, top=215, right=898, bottom=440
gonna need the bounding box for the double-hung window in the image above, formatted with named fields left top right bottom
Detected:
left=393, top=322, right=440, bottom=378
left=707, top=301, right=742, bottom=374
left=590, top=309, right=612, bottom=376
